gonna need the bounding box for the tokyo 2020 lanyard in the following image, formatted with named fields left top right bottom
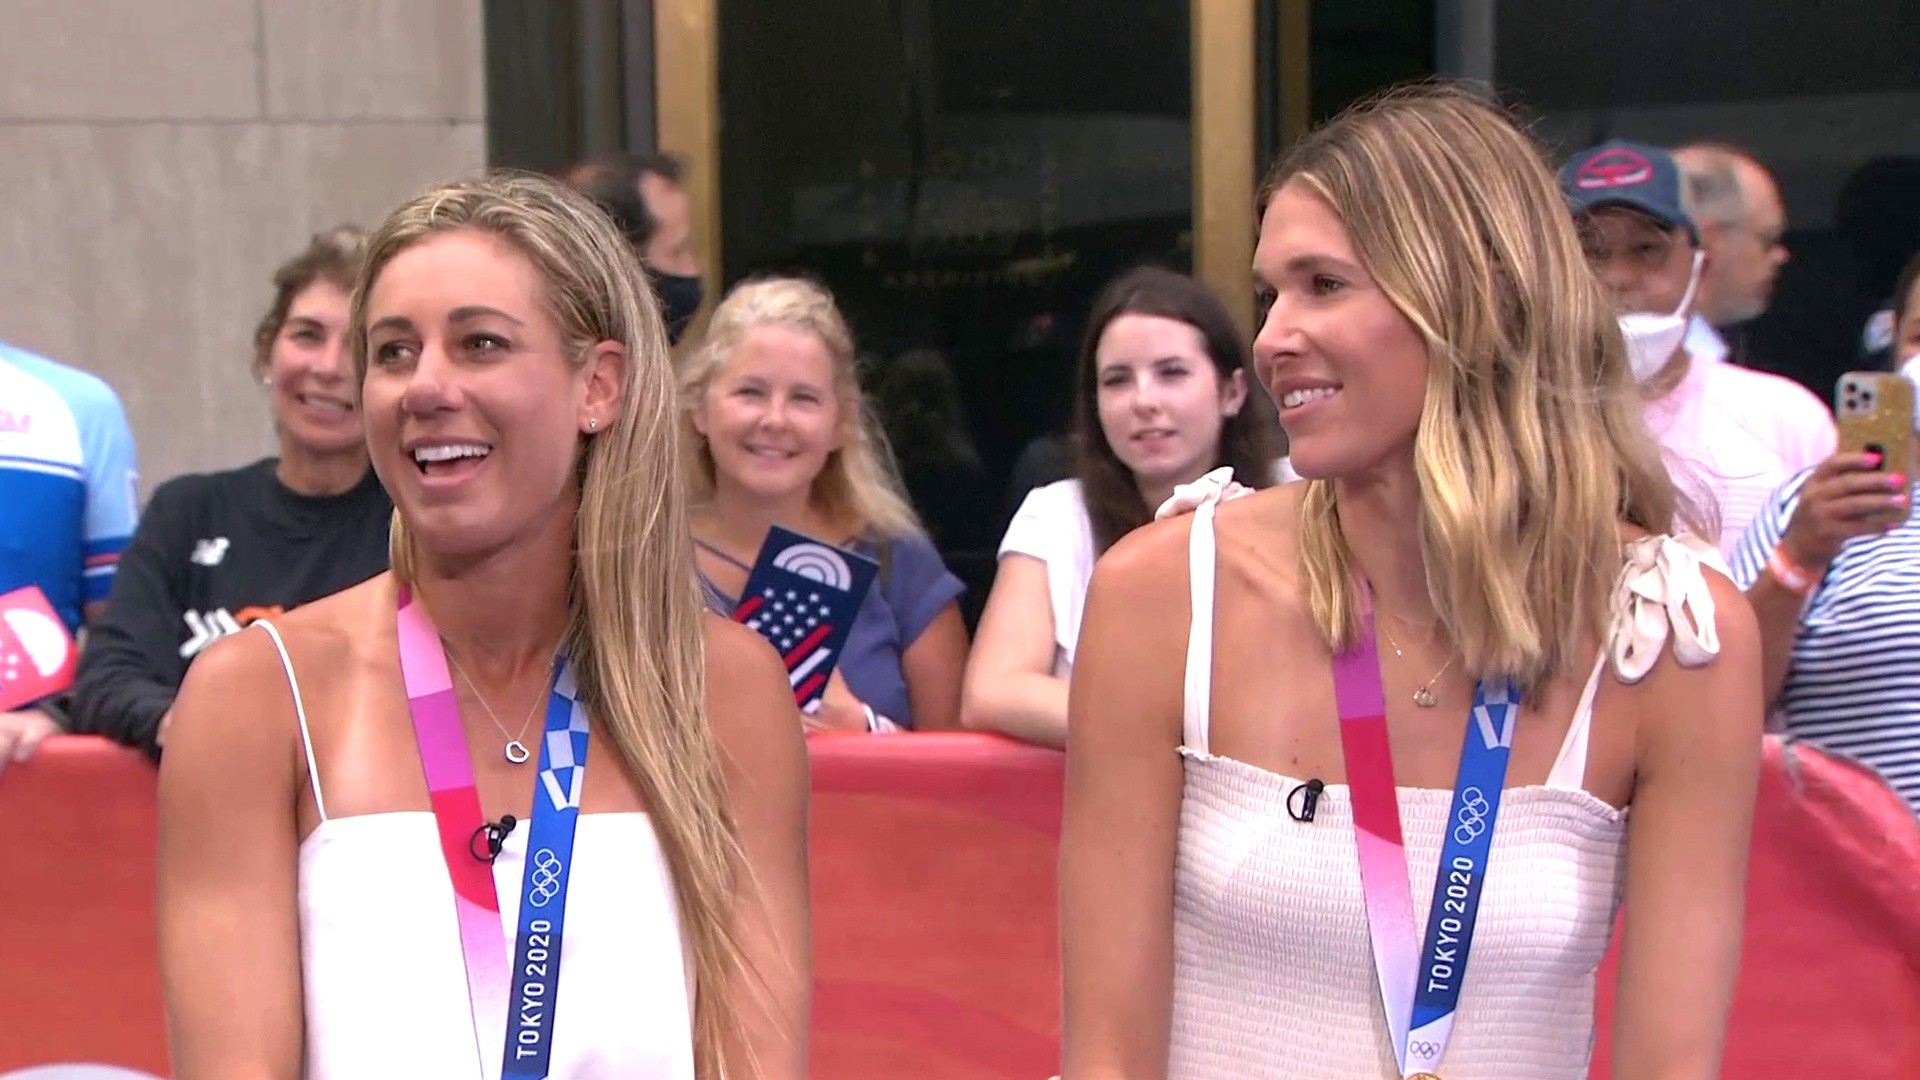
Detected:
left=1331, top=609, right=1517, bottom=1080
left=397, top=586, right=589, bottom=1080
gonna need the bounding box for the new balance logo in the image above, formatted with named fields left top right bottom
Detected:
left=180, top=609, right=241, bottom=659
left=179, top=604, right=287, bottom=659
left=190, top=537, right=230, bottom=567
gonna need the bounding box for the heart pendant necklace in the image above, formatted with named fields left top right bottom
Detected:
left=1379, top=621, right=1454, bottom=709
left=444, top=648, right=553, bottom=763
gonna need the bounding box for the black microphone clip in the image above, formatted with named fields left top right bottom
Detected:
left=1286, top=778, right=1325, bottom=823
left=469, top=814, right=518, bottom=863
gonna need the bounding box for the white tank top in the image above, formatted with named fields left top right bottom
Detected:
left=1166, top=498, right=1720, bottom=1079
left=256, top=622, right=696, bottom=1080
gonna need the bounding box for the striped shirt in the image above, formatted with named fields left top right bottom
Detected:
left=1730, top=470, right=1920, bottom=814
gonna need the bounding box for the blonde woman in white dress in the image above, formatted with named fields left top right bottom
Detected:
left=1062, top=85, right=1761, bottom=1080
left=158, top=173, right=810, bottom=1079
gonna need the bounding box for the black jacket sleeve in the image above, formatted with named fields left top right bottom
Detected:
left=71, top=476, right=200, bottom=755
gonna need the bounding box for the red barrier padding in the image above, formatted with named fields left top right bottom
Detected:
left=0, top=738, right=167, bottom=1074
left=807, top=733, right=1063, bottom=1080
left=2, top=733, right=1913, bottom=1079
left=1589, top=736, right=1920, bottom=1080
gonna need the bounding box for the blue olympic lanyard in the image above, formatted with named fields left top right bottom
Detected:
left=1402, top=680, right=1517, bottom=1075
left=502, top=661, right=590, bottom=1080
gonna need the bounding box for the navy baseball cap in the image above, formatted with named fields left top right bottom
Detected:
left=1559, top=140, right=1697, bottom=241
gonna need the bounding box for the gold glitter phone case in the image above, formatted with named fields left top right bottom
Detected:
left=1836, top=371, right=1916, bottom=480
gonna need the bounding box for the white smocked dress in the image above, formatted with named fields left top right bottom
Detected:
left=1163, top=488, right=1720, bottom=1079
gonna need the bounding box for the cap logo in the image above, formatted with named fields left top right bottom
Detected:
left=1575, top=147, right=1654, bottom=190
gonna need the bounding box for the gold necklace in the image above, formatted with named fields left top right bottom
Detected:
left=444, top=649, right=552, bottom=764
left=1378, top=621, right=1453, bottom=709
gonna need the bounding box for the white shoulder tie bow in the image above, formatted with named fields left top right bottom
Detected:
left=1609, top=533, right=1723, bottom=683
left=1154, top=466, right=1251, bottom=521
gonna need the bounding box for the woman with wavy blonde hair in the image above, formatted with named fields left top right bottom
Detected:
left=679, top=275, right=969, bottom=732
left=157, top=172, right=809, bottom=1080
left=1062, top=84, right=1761, bottom=1079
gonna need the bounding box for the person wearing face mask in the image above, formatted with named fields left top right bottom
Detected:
left=680, top=276, right=970, bottom=733
left=565, top=153, right=705, bottom=343
left=1561, top=140, right=1835, bottom=561
left=961, top=267, right=1287, bottom=749
left=69, top=229, right=392, bottom=756
left=1673, top=143, right=1791, bottom=367
left=1729, top=248, right=1920, bottom=814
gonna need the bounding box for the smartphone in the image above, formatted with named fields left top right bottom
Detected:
left=1835, top=371, right=1916, bottom=481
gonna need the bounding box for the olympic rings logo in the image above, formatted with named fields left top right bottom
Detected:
left=1407, top=1039, right=1442, bottom=1060
left=527, top=848, right=565, bottom=907
left=1452, top=786, right=1492, bottom=845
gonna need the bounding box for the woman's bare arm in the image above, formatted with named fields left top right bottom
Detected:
left=900, top=601, right=970, bottom=731
left=158, top=627, right=306, bottom=1079
left=1061, top=524, right=1191, bottom=1080
left=961, top=554, right=1071, bottom=747
left=1611, top=571, right=1764, bottom=1080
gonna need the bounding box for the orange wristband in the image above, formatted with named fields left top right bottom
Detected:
left=1766, top=544, right=1816, bottom=596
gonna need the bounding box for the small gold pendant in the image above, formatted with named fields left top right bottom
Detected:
left=1412, top=686, right=1439, bottom=708
left=1408, top=1073, right=1446, bottom=1080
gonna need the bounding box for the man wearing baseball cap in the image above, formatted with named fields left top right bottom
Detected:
left=1561, top=139, right=1835, bottom=560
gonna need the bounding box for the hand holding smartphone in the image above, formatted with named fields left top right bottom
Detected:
left=1780, top=373, right=1918, bottom=575
left=1836, top=371, right=1916, bottom=484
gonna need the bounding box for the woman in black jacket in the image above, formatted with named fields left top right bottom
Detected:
left=74, top=228, right=392, bottom=754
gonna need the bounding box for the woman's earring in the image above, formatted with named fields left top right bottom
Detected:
left=587, top=418, right=599, bottom=432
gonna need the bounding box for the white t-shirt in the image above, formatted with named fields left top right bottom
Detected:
left=998, top=479, right=1098, bottom=679
left=1645, top=350, right=1837, bottom=559
left=997, top=461, right=1300, bottom=679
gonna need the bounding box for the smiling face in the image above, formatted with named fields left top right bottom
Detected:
left=262, top=280, right=362, bottom=457
left=1252, top=181, right=1430, bottom=480
left=1093, top=312, right=1245, bottom=489
left=359, top=228, right=623, bottom=561
left=691, top=322, right=843, bottom=504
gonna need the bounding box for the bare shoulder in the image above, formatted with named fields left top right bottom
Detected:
left=263, top=573, right=397, bottom=667
left=1213, top=483, right=1305, bottom=572
left=1092, top=511, right=1193, bottom=598
left=1619, top=556, right=1763, bottom=769
left=1097, top=480, right=1305, bottom=586
left=701, top=613, right=806, bottom=770
left=1087, top=483, right=1303, bottom=635
left=171, top=621, right=299, bottom=738
left=173, top=578, right=395, bottom=741
left=1688, top=568, right=1760, bottom=680
left=166, top=574, right=398, bottom=775
left=162, top=618, right=303, bottom=802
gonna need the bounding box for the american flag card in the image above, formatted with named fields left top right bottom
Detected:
left=731, top=527, right=879, bottom=712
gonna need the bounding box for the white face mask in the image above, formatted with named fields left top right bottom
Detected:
left=1619, top=250, right=1704, bottom=381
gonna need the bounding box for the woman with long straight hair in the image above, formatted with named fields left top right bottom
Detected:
left=157, top=172, right=810, bottom=1079
left=1062, top=86, right=1762, bottom=1079
left=962, top=267, right=1286, bottom=748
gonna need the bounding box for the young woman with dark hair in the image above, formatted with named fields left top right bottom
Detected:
left=961, top=266, right=1287, bottom=748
